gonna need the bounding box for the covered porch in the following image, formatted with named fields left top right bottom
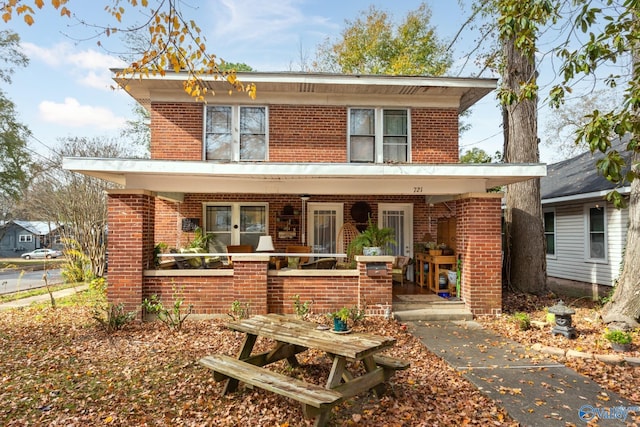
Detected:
left=64, top=157, right=545, bottom=318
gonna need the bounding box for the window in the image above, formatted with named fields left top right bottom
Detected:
left=19, top=234, right=33, bottom=243
left=307, top=203, right=343, bottom=254
left=204, top=106, right=267, bottom=161
left=349, top=108, right=409, bottom=163
left=204, top=203, right=267, bottom=249
left=585, top=204, right=607, bottom=261
left=543, top=209, right=556, bottom=256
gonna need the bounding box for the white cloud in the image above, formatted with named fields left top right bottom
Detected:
left=39, top=97, right=126, bottom=130
left=21, top=41, right=125, bottom=90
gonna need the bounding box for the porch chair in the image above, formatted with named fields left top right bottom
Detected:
left=392, top=256, right=412, bottom=286
left=226, top=244, right=254, bottom=265
left=299, top=258, right=337, bottom=269
left=285, top=245, right=312, bottom=266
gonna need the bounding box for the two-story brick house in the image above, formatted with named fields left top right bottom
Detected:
left=64, top=71, right=545, bottom=318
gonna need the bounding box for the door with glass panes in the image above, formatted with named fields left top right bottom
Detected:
left=379, top=203, right=414, bottom=279
left=204, top=203, right=267, bottom=251
left=307, top=203, right=343, bottom=255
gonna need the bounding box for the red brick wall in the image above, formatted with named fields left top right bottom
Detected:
left=267, top=276, right=359, bottom=314
left=411, top=108, right=459, bottom=163
left=148, top=103, right=459, bottom=164
left=107, top=191, right=155, bottom=314
left=269, top=105, right=348, bottom=162
left=456, top=195, right=502, bottom=316
left=143, top=276, right=235, bottom=315
left=151, top=103, right=202, bottom=160
left=233, top=259, right=268, bottom=314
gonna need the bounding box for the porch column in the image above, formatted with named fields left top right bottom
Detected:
left=456, top=193, right=503, bottom=316
left=233, top=255, right=269, bottom=315
left=106, top=190, right=156, bottom=315
left=356, top=256, right=394, bottom=316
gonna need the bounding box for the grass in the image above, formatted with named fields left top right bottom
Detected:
left=0, top=282, right=83, bottom=303
left=0, top=258, right=65, bottom=269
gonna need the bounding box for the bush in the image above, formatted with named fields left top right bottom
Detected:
left=142, top=292, right=193, bottom=331
left=512, top=312, right=531, bottom=331
left=603, top=329, right=632, bottom=344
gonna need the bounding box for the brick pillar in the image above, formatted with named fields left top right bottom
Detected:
left=233, top=255, right=269, bottom=315
left=356, top=256, right=394, bottom=316
left=456, top=193, right=503, bottom=316
left=107, top=190, right=155, bottom=314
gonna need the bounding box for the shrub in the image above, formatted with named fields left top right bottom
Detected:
left=93, top=302, right=137, bottom=333
left=292, top=294, right=312, bottom=319
left=142, top=290, right=193, bottom=331
left=603, top=329, right=632, bottom=344
left=512, top=312, right=531, bottom=331
left=229, top=300, right=250, bottom=320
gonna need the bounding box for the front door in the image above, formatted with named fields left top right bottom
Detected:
left=379, top=203, right=414, bottom=278
left=204, top=203, right=267, bottom=250
left=307, top=203, right=344, bottom=254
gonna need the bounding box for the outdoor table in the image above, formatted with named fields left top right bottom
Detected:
left=200, top=313, right=408, bottom=426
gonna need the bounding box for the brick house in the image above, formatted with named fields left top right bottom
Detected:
left=64, top=71, right=545, bottom=318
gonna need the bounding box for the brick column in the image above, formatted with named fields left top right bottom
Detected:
left=356, top=256, right=394, bottom=316
left=232, top=255, right=270, bottom=315
left=106, top=190, right=156, bottom=314
left=456, top=193, right=503, bottom=316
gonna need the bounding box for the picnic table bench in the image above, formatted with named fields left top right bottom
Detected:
left=199, top=314, right=409, bottom=426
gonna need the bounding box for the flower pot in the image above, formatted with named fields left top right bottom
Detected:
left=611, top=342, right=632, bottom=352
left=363, top=246, right=382, bottom=256
left=333, top=317, right=348, bottom=332
left=428, top=249, right=442, bottom=256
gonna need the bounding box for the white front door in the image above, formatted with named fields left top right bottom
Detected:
left=307, top=203, right=344, bottom=254
left=379, top=203, right=414, bottom=279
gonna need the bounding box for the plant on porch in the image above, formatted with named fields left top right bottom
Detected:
left=347, top=218, right=396, bottom=257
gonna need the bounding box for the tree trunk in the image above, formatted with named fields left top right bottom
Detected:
left=502, top=36, right=547, bottom=294
left=602, top=151, right=640, bottom=328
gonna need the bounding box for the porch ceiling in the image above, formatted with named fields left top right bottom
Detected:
left=63, top=157, right=546, bottom=197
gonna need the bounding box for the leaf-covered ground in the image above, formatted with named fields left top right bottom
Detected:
left=1, top=290, right=638, bottom=426
left=0, top=299, right=516, bottom=427
left=477, top=291, right=640, bottom=405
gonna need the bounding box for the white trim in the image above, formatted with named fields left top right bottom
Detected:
left=542, top=187, right=631, bottom=205
left=202, top=202, right=269, bottom=246
left=583, top=203, right=608, bottom=264
left=543, top=208, right=556, bottom=259
left=203, top=105, right=268, bottom=162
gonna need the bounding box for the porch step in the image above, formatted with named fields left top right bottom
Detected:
left=392, top=300, right=473, bottom=321
left=393, top=307, right=473, bottom=321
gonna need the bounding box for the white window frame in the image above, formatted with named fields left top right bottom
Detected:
left=19, top=234, right=33, bottom=243
left=203, top=105, right=268, bottom=162
left=348, top=107, right=411, bottom=163
left=203, top=202, right=269, bottom=247
left=543, top=208, right=556, bottom=258
left=584, top=203, right=608, bottom=263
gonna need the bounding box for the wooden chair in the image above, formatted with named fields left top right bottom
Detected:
left=392, top=256, right=411, bottom=286
left=299, top=258, right=337, bottom=270
left=285, top=245, right=311, bottom=264
left=226, top=244, right=254, bottom=265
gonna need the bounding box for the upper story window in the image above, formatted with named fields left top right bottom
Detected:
left=349, top=108, right=409, bottom=163
left=585, top=204, right=607, bottom=261
left=204, top=106, right=267, bottom=161
left=543, top=209, right=556, bottom=257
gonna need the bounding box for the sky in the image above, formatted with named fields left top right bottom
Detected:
left=2, top=0, right=563, bottom=164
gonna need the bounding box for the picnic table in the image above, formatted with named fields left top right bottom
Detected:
left=199, top=313, right=409, bottom=426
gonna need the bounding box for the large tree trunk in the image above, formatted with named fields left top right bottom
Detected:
left=602, top=151, right=640, bottom=328
left=502, top=37, right=547, bottom=294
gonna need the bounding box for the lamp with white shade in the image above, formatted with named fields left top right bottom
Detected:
left=256, top=235, right=275, bottom=252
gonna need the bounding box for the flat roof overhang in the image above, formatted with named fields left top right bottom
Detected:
left=63, top=158, right=546, bottom=198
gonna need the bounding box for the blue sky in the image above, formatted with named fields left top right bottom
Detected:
left=2, top=0, right=516, bottom=162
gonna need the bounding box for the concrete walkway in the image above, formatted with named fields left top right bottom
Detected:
left=409, top=320, right=639, bottom=426
left=0, top=285, right=88, bottom=311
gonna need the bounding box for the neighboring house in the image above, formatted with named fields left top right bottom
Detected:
left=0, top=220, right=63, bottom=258
left=541, top=144, right=630, bottom=293
left=64, top=71, right=545, bottom=318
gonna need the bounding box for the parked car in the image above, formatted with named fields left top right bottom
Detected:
left=20, top=249, right=63, bottom=259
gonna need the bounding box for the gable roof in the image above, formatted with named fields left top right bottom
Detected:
left=541, top=140, right=631, bottom=202
left=9, top=220, right=59, bottom=235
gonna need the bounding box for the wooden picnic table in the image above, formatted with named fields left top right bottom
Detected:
left=199, top=313, right=409, bottom=426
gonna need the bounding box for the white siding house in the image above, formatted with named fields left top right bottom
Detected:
left=541, top=144, right=630, bottom=289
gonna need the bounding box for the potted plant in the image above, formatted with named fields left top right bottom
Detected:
left=347, top=217, right=396, bottom=257
left=603, top=329, right=633, bottom=352
left=328, top=307, right=351, bottom=332
left=426, top=242, right=441, bottom=256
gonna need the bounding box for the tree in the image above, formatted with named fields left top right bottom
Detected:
left=460, top=147, right=497, bottom=163
left=549, top=2, right=640, bottom=328
left=542, top=88, right=621, bottom=160
left=0, top=30, right=32, bottom=212
left=1, top=0, right=255, bottom=101
left=22, top=137, right=137, bottom=278
left=495, top=0, right=556, bottom=294
left=313, top=3, right=451, bottom=75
